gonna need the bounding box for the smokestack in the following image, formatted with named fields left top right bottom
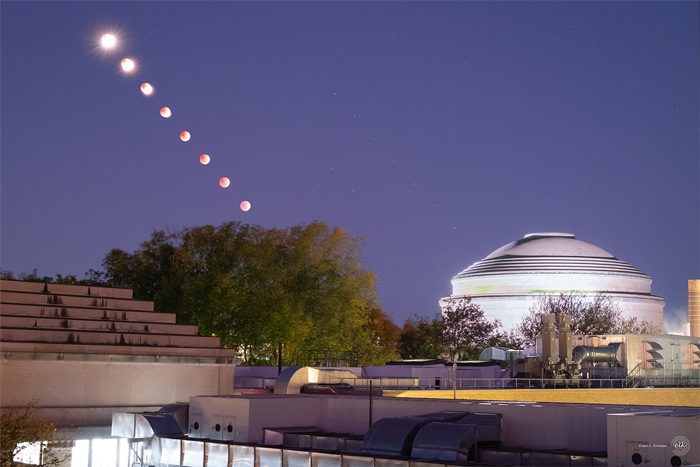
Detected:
left=558, top=314, right=572, bottom=361
left=690, top=280, right=700, bottom=337
left=541, top=313, right=556, bottom=359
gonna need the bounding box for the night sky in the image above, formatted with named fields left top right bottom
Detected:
left=2, top=1, right=698, bottom=330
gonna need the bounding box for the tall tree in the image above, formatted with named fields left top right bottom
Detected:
left=357, top=307, right=402, bottom=364
left=100, top=221, right=397, bottom=365
left=398, top=315, right=445, bottom=360
left=441, top=298, right=501, bottom=361
left=517, top=293, right=664, bottom=347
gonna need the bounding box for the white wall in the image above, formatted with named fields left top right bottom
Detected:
left=188, top=394, right=655, bottom=452
left=0, top=359, right=234, bottom=427
left=447, top=292, right=664, bottom=331
left=607, top=411, right=699, bottom=467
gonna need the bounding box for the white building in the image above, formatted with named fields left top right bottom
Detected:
left=444, top=233, right=665, bottom=330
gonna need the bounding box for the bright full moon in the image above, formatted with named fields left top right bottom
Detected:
left=180, top=131, right=191, bottom=142
left=160, top=107, right=171, bottom=118
left=219, top=177, right=230, bottom=188
left=101, top=34, right=117, bottom=49
left=240, top=201, right=251, bottom=212
left=140, top=83, right=153, bottom=95
left=120, top=58, right=135, bottom=72
left=200, top=154, right=210, bottom=165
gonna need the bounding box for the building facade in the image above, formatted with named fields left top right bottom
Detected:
left=0, top=279, right=238, bottom=464
left=444, top=233, right=665, bottom=330
left=690, top=280, right=700, bottom=337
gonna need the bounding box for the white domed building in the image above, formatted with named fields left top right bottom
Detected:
left=443, top=233, right=665, bottom=331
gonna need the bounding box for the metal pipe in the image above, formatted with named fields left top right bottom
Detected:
left=277, top=341, right=282, bottom=375
left=368, top=380, right=373, bottom=428
left=572, top=343, right=622, bottom=365
left=453, top=363, right=457, bottom=399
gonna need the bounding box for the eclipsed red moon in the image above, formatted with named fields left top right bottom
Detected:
left=219, top=177, right=230, bottom=188
left=121, top=58, right=135, bottom=72
left=160, top=107, right=171, bottom=118
left=140, top=83, right=153, bottom=95
left=200, top=154, right=210, bottom=165
left=180, top=131, right=191, bottom=142
left=240, top=201, right=251, bottom=212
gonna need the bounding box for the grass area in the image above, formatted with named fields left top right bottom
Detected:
left=384, top=388, right=700, bottom=407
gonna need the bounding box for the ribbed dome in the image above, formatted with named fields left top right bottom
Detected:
left=446, top=233, right=664, bottom=331
left=484, top=233, right=614, bottom=259
left=456, top=233, right=648, bottom=279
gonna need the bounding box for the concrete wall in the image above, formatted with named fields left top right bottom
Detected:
left=0, top=359, right=234, bottom=427
left=607, top=409, right=700, bottom=467
left=456, top=291, right=664, bottom=331
left=189, top=395, right=323, bottom=443
left=448, top=268, right=665, bottom=330
left=188, top=394, right=664, bottom=453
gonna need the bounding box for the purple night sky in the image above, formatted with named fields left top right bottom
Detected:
left=2, top=1, right=698, bottom=329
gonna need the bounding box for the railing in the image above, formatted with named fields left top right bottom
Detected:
left=625, top=363, right=642, bottom=388
left=621, top=364, right=700, bottom=388
left=289, top=350, right=359, bottom=367
left=598, top=364, right=623, bottom=380
left=337, top=375, right=700, bottom=391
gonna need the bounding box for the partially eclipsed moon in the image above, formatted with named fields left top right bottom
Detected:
left=140, top=83, right=153, bottom=95
left=219, top=177, right=230, bottom=188
left=240, top=201, right=251, bottom=212
left=160, top=107, right=171, bottom=118
left=121, top=58, right=135, bottom=72
left=180, top=131, right=191, bottom=142
left=101, top=34, right=117, bottom=49
left=200, top=154, right=210, bottom=165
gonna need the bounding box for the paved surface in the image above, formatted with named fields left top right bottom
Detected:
left=385, top=388, right=700, bottom=407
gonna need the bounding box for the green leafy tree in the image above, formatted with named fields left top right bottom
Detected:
left=613, top=315, right=664, bottom=335
left=1, top=402, right=69, bottom=466
left=0, top=269, right=15, bottom=280
left=100, top=221, right=396, bottom=365
left=487, top=329, right=525, bottom=351
left=0, top=268, right=109, bottom=287
left=442, top=298, right=502, bottom=361
left=398, top=314, right=445, bottom=359
left=517, top=293, right=664, bottom=347
left=355, top=307, right=402, bottom=364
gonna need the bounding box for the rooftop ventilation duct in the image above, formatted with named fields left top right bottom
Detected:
left=411, top=422, right=477, bottom=463
left=111, top=404, right=188, bottom=440
left=361, top=417, right=427, bottom=457
left=142, top=414, right=185, bottom=438
left=361, top=412, right=500, bottom=459
left=572, top=343, right=623, bottom=366
left=409, top=411, right=468, bottom=422
left=455, top=413, right=502, bottom=443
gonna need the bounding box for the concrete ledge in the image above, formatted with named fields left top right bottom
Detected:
left=0, top=280, right=46, bottom=293
left=0, top=315, right=198, bottom=335
left=1, top=328, right=222, bottom=348
left=1, top=350, right=238, bottom=364
left=1, top=291, right=154, bottom=311
left=0, top=303, right=176, bottom=323
left=1, top=280, right=133, bottom=299
left=83, top=285, right=132, bottom=299
left=0, top=341, right=239, bottom=358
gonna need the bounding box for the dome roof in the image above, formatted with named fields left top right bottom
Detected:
left=484, top=233, right=614, bottom=259
left=455, top=233, right=648, bottom=279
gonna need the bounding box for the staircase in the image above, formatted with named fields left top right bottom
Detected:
left=0, top=279, right=238, bottom=361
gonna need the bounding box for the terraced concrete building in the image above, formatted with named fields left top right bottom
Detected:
left=0, top=279, right=238, bottom=461
left=444, top=233, right=665, bottom=330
